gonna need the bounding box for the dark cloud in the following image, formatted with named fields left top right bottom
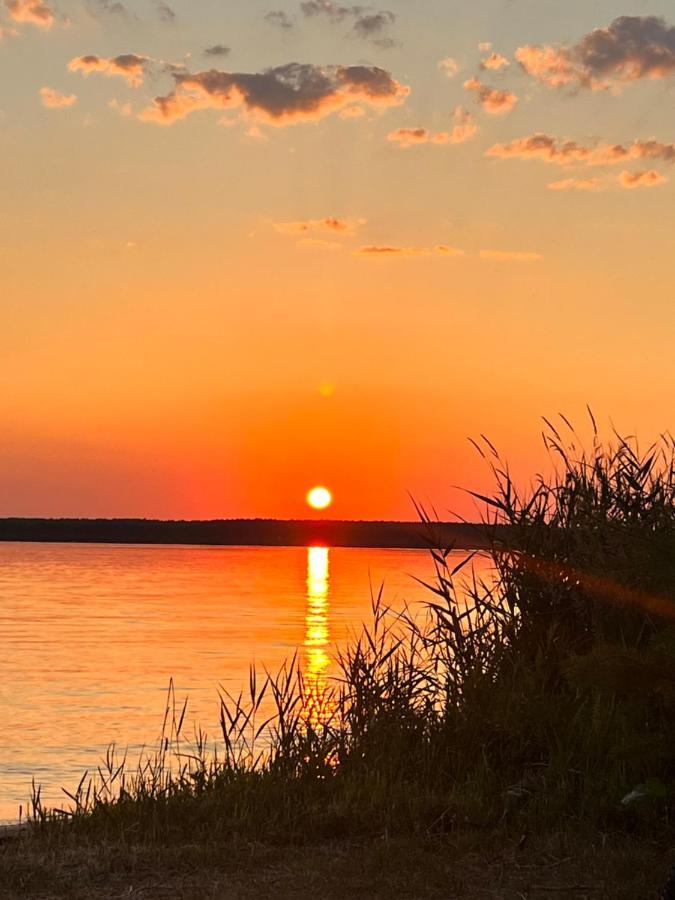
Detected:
left=373, top=37, right=398, bottom=50
left=140, top=61, right=409, bottom=125
left=353, top=10, right=394, bottom=38
left=517, top=15, right=675, bottom=91
left=205, top=44, right=231, bottom=57
left=265, top=10, right=294, bottom=29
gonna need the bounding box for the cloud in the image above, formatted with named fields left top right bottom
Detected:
left=356, top=245, right=464, bottom=258
left=547, top=177, right=603, bottom=192
left=464, top=77, right=518, bottom=114
left=448, top=105, right=477, bottom=143
left=156, top=1, right=175, bottom=22
left=265, top=10, right=294, bottom=29
left=387, top=126, right=435, bottom=148
left=438, top=57, right=459, bottom=78
left=478, top=42, right=492, bottom=53
left=69, top=54, right=150, bottom=87
left=140, top=63, right=410, bottom=126
left=547, top=171, right=668, bottom=191
left=480, top=250, right=542, bottom=262
left=387, top=107, right=476, bottom=148
left=487, top=133, right=675, bottom=167
left=353, top=11, right=395, bottom=39
left=481, top=52, right=509, bottom=71
left=108, top=97, right=133, bottom=116
left=40, top=86, right=77, bottom=108
left=91, top=0, right=128, bottom=15
left=6, top=0, right=54, bottom=27
left=274, top=217, right=366, bottom=235
left=205, top=44, right=231, bottom=57
left=516, top=16, right=675, bottom=91
left=300, top=2, right=397, bottom=45
left=619, top=169, right=668, bottom=189
left=300, top=0, right=350, bottom=22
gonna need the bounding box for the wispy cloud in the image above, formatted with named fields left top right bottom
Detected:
left=265, top=10, right=294, bottom=29
left=547, top=177, right=603, bottom=192
left=274, top=217, right=366, bottom=235
left=438, top=57, right=459, bottom=79
left=299, top=2, right=397, bottom=46
left=69, top=54, right=151, bottom=88
left=387, top=107, right=476, bottom=148
left=140, top=63, right=409, bottom=126
left=447, top=106, right=478, bottom=144
left=40, top=86, right=77, bottom=108
left=90, top=0, right=129, bottom=16
left=548, top=170, right=668, bottom=191
left=155, top=1, right=174, bottom=21
left=516, top=15, right=675, bottom=92
left=108, top=98, right=133, bottom=117
left=356, top=245, right=464, bottom=258
left=464, top=77, right=518, bottom=114
left=387, top=127, right=435, bottom=148
left=487, top=134, right=675, bottom=167
left=480, top=249, right=542, bottom=262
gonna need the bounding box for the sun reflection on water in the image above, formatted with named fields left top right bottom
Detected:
left=304, top=546, right=332, bottom=725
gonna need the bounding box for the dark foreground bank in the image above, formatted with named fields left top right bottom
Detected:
left=1, top=829, right=669, bottom=899
left=0, top=518, right=495, bottom=549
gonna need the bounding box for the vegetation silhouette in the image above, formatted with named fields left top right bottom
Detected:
left=3, top=416, right=675, bottom=897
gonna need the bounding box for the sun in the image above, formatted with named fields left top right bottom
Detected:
left=307, top=486, right=333, bottom=511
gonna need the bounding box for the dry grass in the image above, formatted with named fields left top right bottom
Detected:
left=1, top=829, right=671, bottom=899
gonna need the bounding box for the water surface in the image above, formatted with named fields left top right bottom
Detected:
left=0, top=542, right=487, bottom=821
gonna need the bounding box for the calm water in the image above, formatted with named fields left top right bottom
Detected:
left=0, top=542, right=488, bottom=822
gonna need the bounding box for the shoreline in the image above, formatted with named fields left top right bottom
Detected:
left=0, top=518, right=496, bottom=550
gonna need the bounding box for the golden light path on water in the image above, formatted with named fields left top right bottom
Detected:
left=304, top=547, right=331, bottom=725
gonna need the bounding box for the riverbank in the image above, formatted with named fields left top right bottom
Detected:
left=1, top=828, right=670, bottom=899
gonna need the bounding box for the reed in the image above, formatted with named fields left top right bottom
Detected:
left=23, top=417, right=675, bottom=848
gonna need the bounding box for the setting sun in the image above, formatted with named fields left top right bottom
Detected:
left=307, top=487, right=333, bottom=511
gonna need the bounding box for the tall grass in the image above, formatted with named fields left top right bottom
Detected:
left=28, top=418, right=675, bottom=845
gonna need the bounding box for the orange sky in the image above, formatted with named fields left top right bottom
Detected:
left=0, top=1, right=673, bottom=519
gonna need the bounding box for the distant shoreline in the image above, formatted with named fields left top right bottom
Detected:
left=0, top=519, right=494, bottom=550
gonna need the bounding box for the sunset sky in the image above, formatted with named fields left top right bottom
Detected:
left=1, top=0, right=674, bottom=520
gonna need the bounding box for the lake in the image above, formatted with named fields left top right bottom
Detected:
left=0, top=542, right=489, bottom=822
